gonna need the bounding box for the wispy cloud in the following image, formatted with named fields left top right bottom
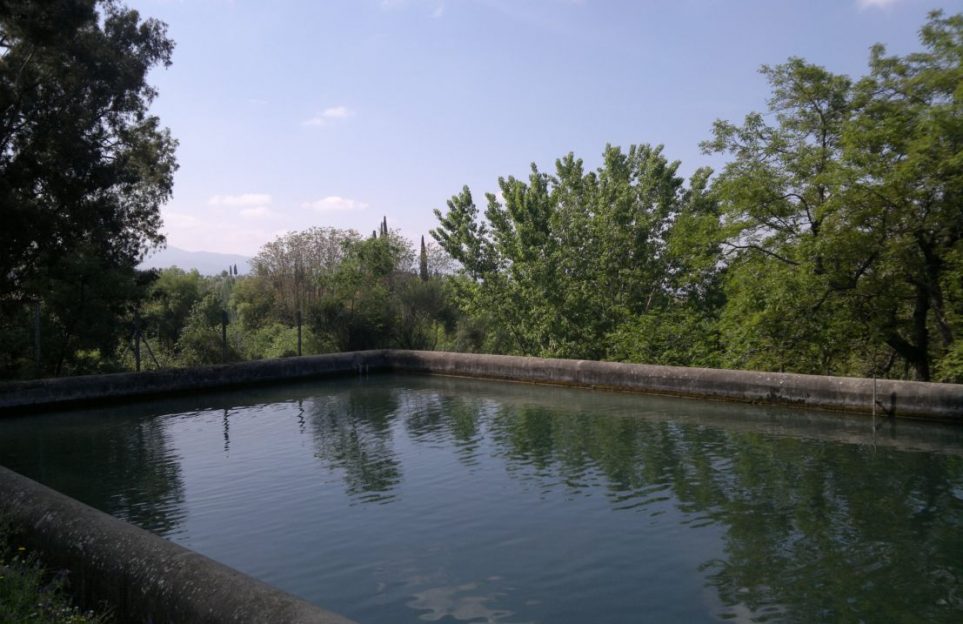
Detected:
left=161, top=204, right=285, bottom=257
left=207, top=193, right=273, bottom=207
left=380, top=0, right=446, bottom=18
left=301, top=196, right=369, bottom=212
left=857, top=0, right=902, bottom=9
left=239, top=206, right=276, bottom=219
left=302, top=106, right=355, bottom=127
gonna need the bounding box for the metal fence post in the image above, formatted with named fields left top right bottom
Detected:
left=221, top=309, right=228, bottom=363
left=33, top=300, right=41, bottom=374
left=133, top=313, right=142, bottom=372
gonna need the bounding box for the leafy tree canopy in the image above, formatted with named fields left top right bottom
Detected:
left=432, top=144, right=717, bottom=359
left=0, top=0, right=177, bottom=297
left=704, top=10, right=963, bottom=380
left=0, top=0, right=176, bottom=376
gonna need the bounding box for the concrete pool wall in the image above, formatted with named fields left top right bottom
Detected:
left=389, top=351, right=963, bottom=420
left=0, top=350, right=960, bottom=623
left=0, top=465, right=357, bottom=624
left=1, top=350, right=961, bottom=420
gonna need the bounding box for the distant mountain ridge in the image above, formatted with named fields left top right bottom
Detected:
left=139, top=246, right=252, bottom=275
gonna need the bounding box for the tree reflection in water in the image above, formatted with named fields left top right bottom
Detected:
left=307, top=376, right=963, bottom=622
left=0, top=409, right=186, bottom=536
left=1, top=375, right=960, bottom=622
left=307, top=385, right=402, bottom=503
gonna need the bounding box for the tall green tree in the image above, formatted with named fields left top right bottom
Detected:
left=705, top=11, right=963, bottom=380
left=702, top=58, right=865, bottom=374
left=840, top=10, right=963, bottom=381
left=607, top=166, right=725, bottom=367
left=310, top=230, right=413, bottom=351
left=249, top=227, right=359, bottom=325
left=0, top=0, right=177, bottom=376
left=0, top=0, right=176, bottom=294
left=433, top=144, right=714, bottom=360
left=419, top=235, right=429, bottom=282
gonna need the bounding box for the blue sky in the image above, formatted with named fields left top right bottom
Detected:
left=129, top=0, right=963, bottom=256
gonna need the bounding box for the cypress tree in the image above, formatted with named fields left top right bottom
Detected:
left=419, top=236, right=429, bottom=281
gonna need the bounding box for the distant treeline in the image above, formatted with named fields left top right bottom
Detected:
left=0, top=5, right=960, bottom=382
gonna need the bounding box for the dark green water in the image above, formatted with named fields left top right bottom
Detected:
left=1, top=374, right=962, bottom=623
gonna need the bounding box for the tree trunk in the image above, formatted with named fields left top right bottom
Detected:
left=884, top=285, right=931, bottom=381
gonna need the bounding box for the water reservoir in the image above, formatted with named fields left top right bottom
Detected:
left=1, top=374, right=961, bottom=623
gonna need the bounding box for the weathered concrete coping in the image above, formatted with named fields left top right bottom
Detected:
left=0, top=465, right=357, bottom=624
left=419, top=374, right=963, bottom=456
left=387, top=351, right=963, bottom=421
left=0, top=350, right=389, bottom=413
left=0, top=349, right=960, bottom=420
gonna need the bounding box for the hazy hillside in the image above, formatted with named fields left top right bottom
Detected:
left=139, top=246, right=252, bottom=275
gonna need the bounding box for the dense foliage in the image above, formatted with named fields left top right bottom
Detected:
left=0, top=0, right=176, bottom=377
left=432, top=146, right=722, bottom=363
left=434, top=10, right=962, bottom=382
left=701, top=13, right=963, bottom=381
left=111, top=225, right=455, bottom=369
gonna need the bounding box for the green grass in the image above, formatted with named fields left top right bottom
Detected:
left=0, top=531, right=110, bottom=624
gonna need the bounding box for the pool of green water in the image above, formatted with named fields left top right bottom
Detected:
left=1, top=374, right=961, bottom=623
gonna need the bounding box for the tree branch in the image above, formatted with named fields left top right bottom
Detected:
left=723, top=242, right=800, bottom=266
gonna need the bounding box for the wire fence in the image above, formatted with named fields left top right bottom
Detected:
left=120, top=309, right=307, bottom=373
left=6, top=300, right=308, bottom=379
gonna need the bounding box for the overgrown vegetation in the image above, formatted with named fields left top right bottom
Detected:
left=117, top=225, right=458, bottom=368
left=0, top=527, right=109, bottom=624
left=0, top=2, right=960, bottom=382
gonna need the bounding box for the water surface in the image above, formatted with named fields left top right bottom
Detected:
left=1, top=374, right=961, bottom=623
